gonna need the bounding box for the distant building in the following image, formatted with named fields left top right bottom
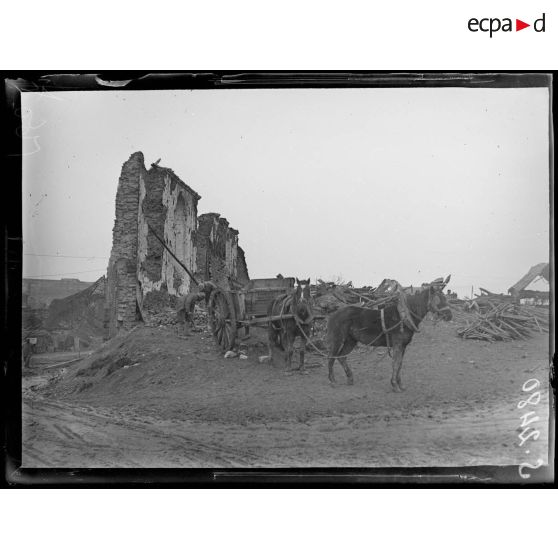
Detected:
left=508, top=263, right=550, bottom=305
left=22, top=277, right=93, bottom=309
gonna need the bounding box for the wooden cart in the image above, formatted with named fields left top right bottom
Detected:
left=146, top=228, right=301, bottom=351
left=207, top=277, right=296, bottom=351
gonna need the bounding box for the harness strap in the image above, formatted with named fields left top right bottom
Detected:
left=380, top=308, right=391, bottom=349
left=271, top=294, right=291, bottom=331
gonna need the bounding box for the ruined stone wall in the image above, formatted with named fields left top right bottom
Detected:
left=138, top=165, right=200, bottom=311
left=105, top=152, right=145, bottom=336
left=106, top=154, right=200, bottom=335
left=236, top=246, right=250, bottom=285
left=105, top=152, right=250, bottom=337
left=196, top=213, right=249, bottom=288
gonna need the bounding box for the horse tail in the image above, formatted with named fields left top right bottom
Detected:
left=326, top=307, right=354, bottom=357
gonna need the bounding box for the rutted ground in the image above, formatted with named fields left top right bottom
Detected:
left=22, top=318, right=551, bottom=468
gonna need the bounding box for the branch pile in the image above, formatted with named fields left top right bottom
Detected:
left=457, top=303, right=549, bottom=341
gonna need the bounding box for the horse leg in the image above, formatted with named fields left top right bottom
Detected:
left=267, top=324, right=277, bottom=360
left=299, top=337, right=308, bottom=374
left=328, top=356, right=337, bottom=384
left=390, top=342, right=407, bottom=392
left=327, top=338, right=356, bottom=384
left=338, top=356, right=354, bottom=385
left=285, top=348, right=294, bottom=374
left=284, top=328, right=295, bottom=374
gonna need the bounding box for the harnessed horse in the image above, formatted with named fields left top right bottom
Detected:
left=267, top=278, right=314, bottom=373
left=326, top=283, right=452, bottom=391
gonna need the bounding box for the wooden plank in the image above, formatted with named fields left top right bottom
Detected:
left=240, top=313, right=295, bottom=325
left=246, top=277, right=295, bottom=290
left=43, top=357, right=83, bottom=370
left=245, top=288, right=291, bottom=317
left=239, top=313, right=327, bottom=326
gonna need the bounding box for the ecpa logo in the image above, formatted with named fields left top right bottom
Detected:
left=468, top=13, right=546, bottom=37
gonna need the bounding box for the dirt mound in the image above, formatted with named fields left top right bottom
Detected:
left=38, top=316, right=550, bottom=427
left=25, top=315, right=551, bottom=467
left=44, top=325, right=185, bottom=398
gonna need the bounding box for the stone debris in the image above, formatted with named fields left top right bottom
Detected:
left=224, top=350, right=237, bottom=359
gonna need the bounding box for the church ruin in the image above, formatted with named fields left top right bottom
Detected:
left=105, top=152, right=249, bottom=336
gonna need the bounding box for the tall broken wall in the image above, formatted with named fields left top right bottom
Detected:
left=237, top=246, right=250, bottom=285
left=196, top=213, right=249, bottom=288
left=105, top=152, right=145, bottom=336
left=138, top=162, right=200, bottom=300
left=105, top=152, right=250, bottom=337
left=106, top=153, right=200, bottom=335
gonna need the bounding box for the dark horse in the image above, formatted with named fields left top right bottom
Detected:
left=326, top=285, right=452, bottom=391
left=267, top=278, right=313, bottom=373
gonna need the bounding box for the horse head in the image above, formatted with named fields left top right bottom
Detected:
left=427, top=283, right=452, bottom=321
left=293, top=277, right=313, bottom=324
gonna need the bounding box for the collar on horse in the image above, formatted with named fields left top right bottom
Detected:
left=290, top=292, right=314, bottom=326
left=396, top=291, right=420, bottom=333
left=273, top=293, right=314, bottom=328
left=293, top=297, right=314, bottom=325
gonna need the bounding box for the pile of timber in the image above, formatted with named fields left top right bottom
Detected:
left=457, top=302, right=549, bottom=342
left=313, top=280, right=377, bottom=312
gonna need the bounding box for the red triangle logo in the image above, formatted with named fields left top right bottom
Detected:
left=516, top=19, right=530, bottom=31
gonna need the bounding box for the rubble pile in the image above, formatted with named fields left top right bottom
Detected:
left=189, top=305, right=209, bottom=331
left=141, top=290, right=180, bottom=327
left=457, top=302, right=548, bottom=342
left=313, top=279, right=389, bottom=314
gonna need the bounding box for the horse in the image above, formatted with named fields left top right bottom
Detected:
left=267, top=278, right=313, bottom=373
left=326, top=284, right=452, bottom=391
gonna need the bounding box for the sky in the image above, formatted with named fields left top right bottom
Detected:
left=21, top=87, right=550, bottom=298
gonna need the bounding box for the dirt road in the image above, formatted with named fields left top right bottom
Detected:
left=22, top=319, right=551, bottom=469
left=23, top=390, right=550, bottom=468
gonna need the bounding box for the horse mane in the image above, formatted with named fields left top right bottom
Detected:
left=403, top=287, right=430, bottom=320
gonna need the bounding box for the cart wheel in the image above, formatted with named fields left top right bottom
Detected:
left=208, top=289, right=237, bottom=351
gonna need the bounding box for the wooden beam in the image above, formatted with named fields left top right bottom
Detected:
left=147, top=223, right=199, bottom=286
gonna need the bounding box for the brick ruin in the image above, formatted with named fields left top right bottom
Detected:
left=196, top=213, right=250, bottom=286
left=105, top=152, right=250, bottom=336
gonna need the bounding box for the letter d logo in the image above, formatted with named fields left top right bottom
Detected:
left=534, top=13, right=546, bottom=32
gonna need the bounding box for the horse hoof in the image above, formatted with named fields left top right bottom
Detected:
left=347, top=379, right=354, bottom=386
left=391, top=384, right=401, bottom=393
left=300, top=369, right=309, bottom=375
left=398, top=384, right=406, bottom=392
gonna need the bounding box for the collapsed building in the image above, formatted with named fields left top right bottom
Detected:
left=196, top=213, right=249, bottom=286
left=508, top=262, right=550, bottom=305
left=105, top=152, right=250, bottom=337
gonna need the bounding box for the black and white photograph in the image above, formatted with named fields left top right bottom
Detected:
left=8, top=73, right=553, bottom=480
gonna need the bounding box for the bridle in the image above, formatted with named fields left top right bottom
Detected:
left=292, top=285, right=314, bottom=325
left=272, top=285, right=314, bottom=332
left=408, top=286, right=451, bottom=323
left=427, top=287, right=451, bottom=317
